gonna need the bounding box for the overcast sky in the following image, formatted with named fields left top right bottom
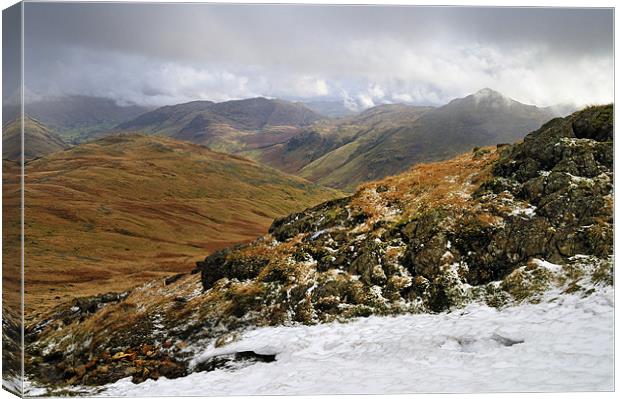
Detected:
left=21, top=3, right=613, bottom=109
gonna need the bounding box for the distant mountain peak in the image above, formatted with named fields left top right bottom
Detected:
left=461, top=87, right=520, bottom=108
left=473, top=87, right=505, bottom=98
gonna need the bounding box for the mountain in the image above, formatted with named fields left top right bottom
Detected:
left=25, top=105, right=613, bottom=389
left=245, top=103, right=434, bottom=174
left=7, top=134, right=340, bottom=320
left=2, top=116, right=68, bottom=161
left=301, top=100, right=358, bottom=118
left=115, top=97, right=325, bottom=153
left=296, top=89, right=558, bottom=190
left=3, top=95, right=151, bottom=143
left=207, top=97, right=322, bottom=128
left=116, top=100, right=215, bottom=134
left=113, top=90, right=559, bottom=191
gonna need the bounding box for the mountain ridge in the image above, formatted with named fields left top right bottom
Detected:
left=117, top=97, right=323, bottom=132
left=296, top=89, right=560, bottom=189
left=113, top=97, right=325, bottom=155
left=2, top=115, right=69, bottom=161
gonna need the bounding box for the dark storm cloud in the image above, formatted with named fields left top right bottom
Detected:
left=21, top=3, right=614, bottom=108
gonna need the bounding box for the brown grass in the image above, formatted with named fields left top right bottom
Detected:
left=348, top=147, right=498, bottom=230
left=3, top=135, right=341, bottom=322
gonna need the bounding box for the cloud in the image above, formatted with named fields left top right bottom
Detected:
left=21, top=3, right=613, bottom=109
left=392, top=93, right=413, bottom=103
left=277, top=76, right=331, bottom=98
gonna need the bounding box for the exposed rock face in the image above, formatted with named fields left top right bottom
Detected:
left=489, top=106, right=613, bottom=260
left=25, top=105, right=613, bottom=389
left=197, top=243, right=270, bottom=289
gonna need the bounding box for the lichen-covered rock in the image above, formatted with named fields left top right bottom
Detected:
left=195, top=243, right=270, bottom=289
left=268, top=197, right=362, bottom=242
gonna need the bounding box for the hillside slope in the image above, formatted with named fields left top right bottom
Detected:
left=25, top=105, right=613, bottom=389
left=246, top=104, right=434, bottom=174
left=11, top=135, right=340, bottom=319
left=115, top=97, right=324, bottom=153
left=299, top=89, right=557, bottom=190
left=2, top=116, right=69, bottom=161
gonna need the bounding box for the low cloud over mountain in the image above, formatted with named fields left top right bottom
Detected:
left=19, top=4, right=613, bottom=109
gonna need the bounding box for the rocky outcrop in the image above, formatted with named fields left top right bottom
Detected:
left=196, top=105, right=613, bottom=312
left=489, top=106, right=612, bottom=258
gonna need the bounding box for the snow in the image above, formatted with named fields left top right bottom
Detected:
left=509, top=203, right=537, bottom=218
left=90, top=287, right=614, bottom=396
left=532, top=258, right=563, bottom=273
left=567, top=173, right=593, bottom=185
left=3, top=377, right=22, bottom=396
left=309, top=229, right=326, bottom=240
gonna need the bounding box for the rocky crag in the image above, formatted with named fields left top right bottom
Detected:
left=24, top=105, right=613, bottom=390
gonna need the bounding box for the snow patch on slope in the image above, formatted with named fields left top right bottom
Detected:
left=96, top=287, right=614, bottom=396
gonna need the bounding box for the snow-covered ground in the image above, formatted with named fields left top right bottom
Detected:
left=3, top=376, right=22, bottom=396
left=78, top=286, right=615, bottom=396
